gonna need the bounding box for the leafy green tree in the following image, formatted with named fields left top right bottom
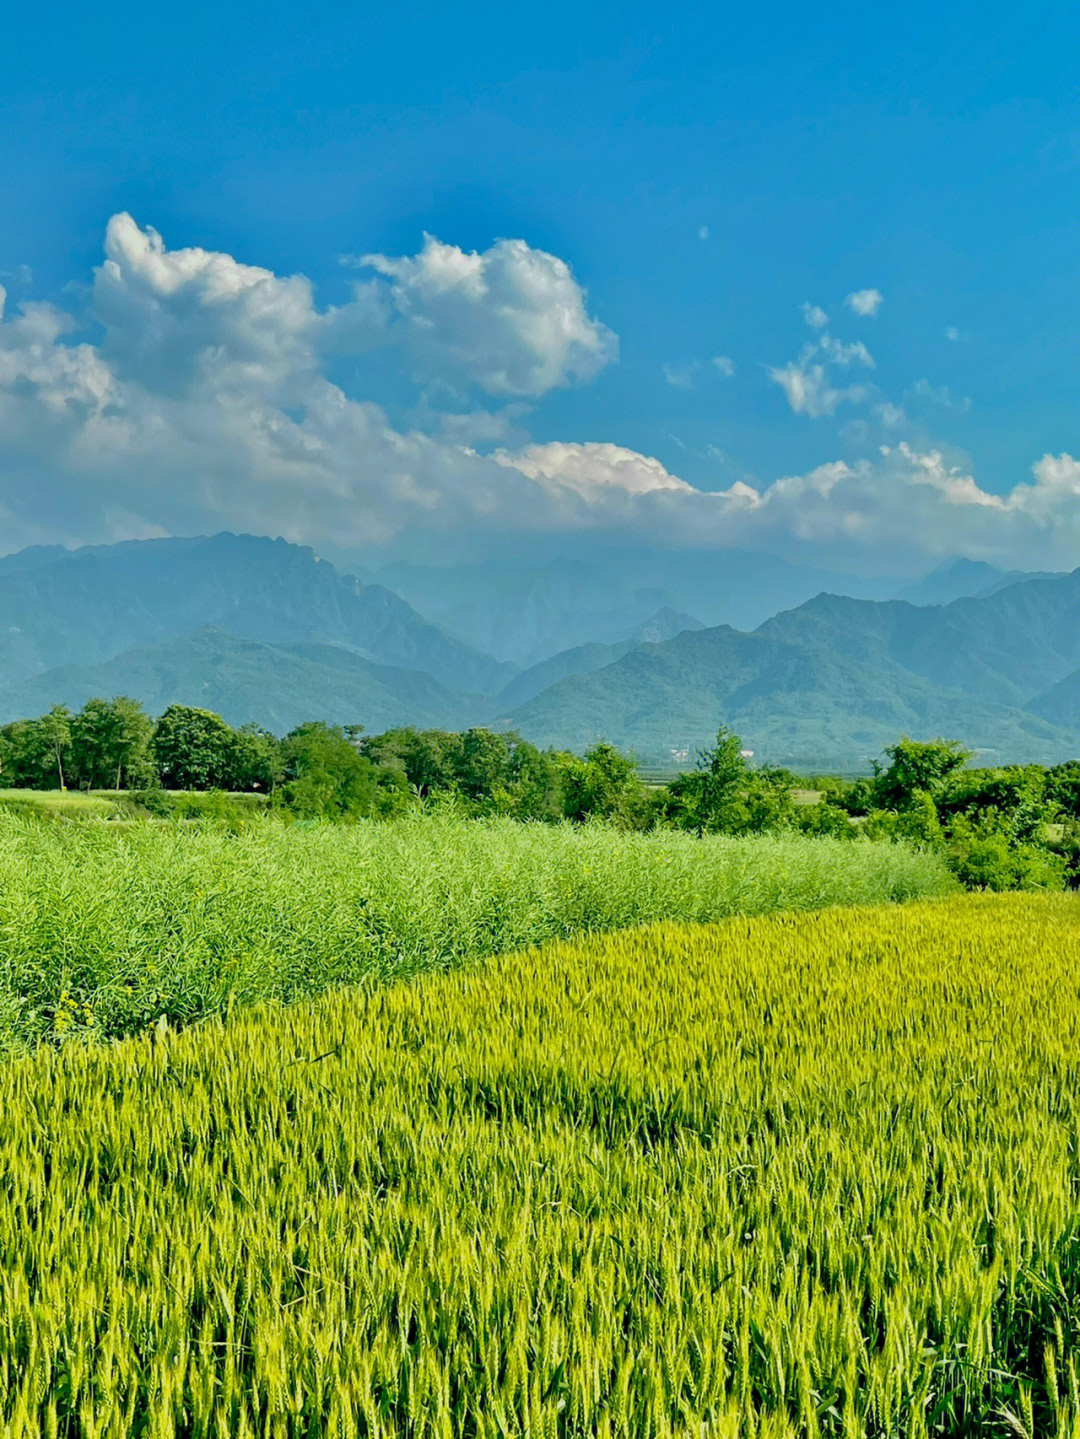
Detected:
left=938, top=765, right=1056, bottom=844
left=872, top=737, right=971, bottom=810
left=1047, top=761, right=1080, bottom=820
left=457, top=728, right=511, bottom=800
left=281, top=722, right=377, bottom=818
left=226, top=724, right=284, bottom=793
left=153, top=705, right=236, bottom=790
left=0, top=708, right=73, bottom=790
left=70, top=697, right=154, bottom=791
left=499, top=739, right=565, bottom=822
left=362, top=729, right=463, bottom=798
left=667, top=727, right=749, bottom=835
left=947, top=809, right=1066, bottom=891
left=41, top=706, right=73, bottom=790
left=789, top=795, right=857, bottom=839
left=558, top=742, right=653, bottom=829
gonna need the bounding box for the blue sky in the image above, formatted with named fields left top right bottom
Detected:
left=2, top=0, right=1079, bottom=573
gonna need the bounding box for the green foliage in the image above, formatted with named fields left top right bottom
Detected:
left=0, top=705, right=72, bottom=789
left=667, top=726, right=749, bottom=833
left=153, top=703, right=237, bottom=790
left=69, top=695, right=155, bottom=790
left=227, top=722, right=285, bottom=793
left=557, top=741, right=656, bottom=829
left=947, top=810, right=1068, bottom=891
left=0, top=813, right=950, bottom=1050
left=872, top=735, right=973, bottom=808
left=280, top=722, right=378, bottom=818
left=1, top=894, right=1079, bottom=1435
left=787, top=793, right=857, bottom=839
left=3, top=694, right=1079, bottom=893
left=1047, top=760, right=1080, bottom=818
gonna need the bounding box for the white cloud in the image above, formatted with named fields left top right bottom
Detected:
left=769, top=355, right=868, bottom=418
left=0, top=217, right=610, bottom=550
left=348, top=233, right=615, bottom=398
left=663, top=362, right=698, bottom=389
left=912, top=378, right=971, bottom=413
left=698, top=226, right=709, bottom=241
left=846, top=288, right=883, bottom=317
left=497, top=442, right=694, bottom=499
left=819, top=334, right=875, bottom=368
left=4, top=216, right=1080, bottom=573
left=499, top=441, right=1080, bottom=571
left=801, top=303, right=829, bottom=329
left=874, top=402, right=907, bottom=428
left=712, top=355, right=736, bottom=377
left=769, top=327, right=874, bottom=418
left=0, top=264, right=33, bottom=288
left=93, top=214, right=344, bottom=403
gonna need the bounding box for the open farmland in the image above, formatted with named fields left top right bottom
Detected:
left=0, top=813, right=949, bottom=1050
left=2, top=893, right=1079, bottom=1436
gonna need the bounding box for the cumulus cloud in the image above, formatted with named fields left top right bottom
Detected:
left=0, top=217, right=612, bottom=551
left=769, top=354, right=868, bottom=418
left=801, top=304, right=829, bottom=329
left=496, top=442, right=695, bottom=499
left=94, top=214, right=334, bottom=399
left=713, top=355, right=736, bottom=377
left=497, top=439, right=1080, bottom=571
left=819, top=335, right=874, bottom=368
left=3, top=216, right=1080, bottom=573
left=846, top=288, right=883, bottom=317
left=726, top=444, right=1080, bottom=568
left=347, top=233, right=615, bottom=398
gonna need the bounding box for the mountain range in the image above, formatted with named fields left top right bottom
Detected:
left=1, top=532, right=1078, bottom=770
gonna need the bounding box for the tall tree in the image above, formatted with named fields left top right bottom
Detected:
left=71, top=697, right=154, bottom=791
left=153, top=705, right=236, bottom=790
left=281, top=722, right=377, bottom=818
left=227, top=724, right=284, bottom=793
left=0, top=715, right=71, bottom=790
left=667, top=726, right=749, bottom=835
left=40, top=706, right=73, bottom=790
left=872, top=737, right=971, bottom=810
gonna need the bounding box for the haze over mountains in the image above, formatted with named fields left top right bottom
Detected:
left=1, top=532, right=1078, bottom=770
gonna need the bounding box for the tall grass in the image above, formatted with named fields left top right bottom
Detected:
left=0, top=894, right=1078, bottom=1436
left=0, top=811, right=951, bottom=1048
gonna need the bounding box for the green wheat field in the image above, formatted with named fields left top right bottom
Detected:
left=3, top=885, right=1080, bottom=1437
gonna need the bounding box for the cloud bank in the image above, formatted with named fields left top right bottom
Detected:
left=1, top=217, right=1078, bottom=573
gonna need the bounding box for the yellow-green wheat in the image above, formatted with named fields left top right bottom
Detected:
left=1, top=893, right=1078, bottom=1435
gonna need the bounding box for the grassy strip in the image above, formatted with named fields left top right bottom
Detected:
left=0, top=812, right=951, bottom=1049
left=1, top=894, right=1078, bottom=1435
left=0, top=787, right=122, bottom=819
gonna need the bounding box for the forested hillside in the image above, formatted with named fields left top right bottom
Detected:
left=502, top=571, right=1080, bottom=767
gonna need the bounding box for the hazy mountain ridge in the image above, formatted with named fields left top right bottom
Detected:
left=2, top=533, right=1079, bottom=770
left=368, top=547, right=892, bottom=665
left=0, top=533, right=513, bottom=697
left=891, top=558, right=1062, bottom=607
left=500, top=572, right=1080, bottom=768
left=0, top=628, right=485, bottom=735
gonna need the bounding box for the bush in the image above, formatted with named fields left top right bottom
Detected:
left=948, top=812, right=1067, bottom=891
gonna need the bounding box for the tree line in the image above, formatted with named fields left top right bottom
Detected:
left=2, top=699, right=1079, bottom=889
